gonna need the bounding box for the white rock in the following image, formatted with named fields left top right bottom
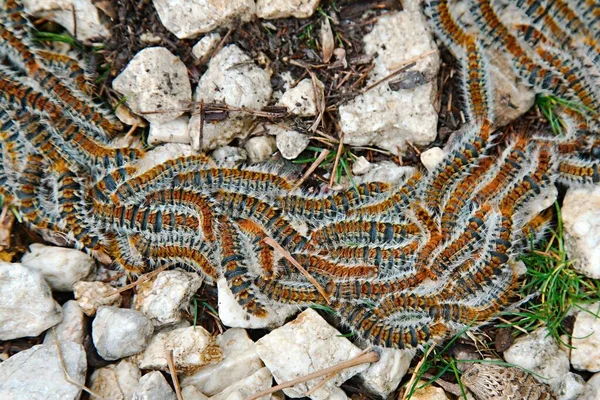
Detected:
left=588, top=372, right=600, bottom=395
left=420, top=147, right=446, bottom=172
left=571, top=302, right=600, bottom=372
left=562, top=186, right=600, bottom=279
left=149, top=116, right=191, bottom=145
left=135, top=270, right=202, bottom=327
left=244, top=136, right=277, bottom=164
left=355, top=161, right=415, bottom=185
left=273, top=127, right=310, bottom=160
left=217, top=277, right=297, bottom=329
left=256, top=0, right=320, bottom=19
left=190, top=45, right=272, bottom=151
left=192, top=33, right=222, bottom=60
left=212, top=146, right=248, bottom=167
left=0, top=262, right=62, bottom=340
left=182, top=385, right=209, bottom=400
left=359, top=348, right=415, bottom=397
left=210, top=367, right=273, bottom=400
left=89, top=360, right=142, bottom=400
left=133, top=325, right=222, bottom=373
left=504, top=328, right=570, bottom=391
left=277, top=78, right=322, bottom=117
left=153, top=0, right=255, bottom=39
left=22, top=0, right=110, bottom=42
left=256, top=308, right=369, bottom=399
left=352, top=156, right=371, bottom=175
left=136, top=143, right=199, bottom=175
left=339, top=11, right=439, bottom=155
left=73, top=281, right=122, bottom=316
left=131, top=371, right=177, bottom=400
left=93, top=306, right=154, bottom=361
left=113, top=47, right=192, bottom=124
left=0, top=342, right=86, bottom=400
left=409, top=381, right=449, bottom=400
left=43, top=300, right=85, bottom=345
left=182, top=328, right=263, bottom=396
left=554, top=372, right=595, bottom=400
left=21, top=243, right=96, bottom=291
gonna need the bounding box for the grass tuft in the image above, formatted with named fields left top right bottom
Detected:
left=536, top=95, right=591, bottom=135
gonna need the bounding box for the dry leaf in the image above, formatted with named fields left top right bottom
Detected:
left=320, top=18, right=334, bottom=64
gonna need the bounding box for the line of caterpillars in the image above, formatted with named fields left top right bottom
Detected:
left=0, top=0, right=599, bottom=349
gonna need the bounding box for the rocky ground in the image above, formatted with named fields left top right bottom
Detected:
left=1, top=0, right=600, bottom=399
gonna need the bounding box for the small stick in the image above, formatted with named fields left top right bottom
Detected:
left=291, top=149, right=331, bottom=192
left=363, top=50, right=437, bottom=93
left=329, top=134, right=344, bottom=187
left=53, top=329, right=101, bottom=398
left=262, top=236, right=330, bottom=304
left=402, top=344, right=436, bottom=400
left=244, top=349, right=379, bottom=400
left=110, top=263, right=169, bottom=296
left=166, top=350, right=183, bottom=400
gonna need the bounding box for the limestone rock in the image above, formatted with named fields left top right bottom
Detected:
left=562, top=186, right=600, bottom=279
left=409, top=381, right=449, bottom=400
left=189, top=45, right=272, bottom=151
left=153, top=0, right=255, bottom=39
left=21, top=243, right=96, bottom=291
left=192, top=33, right=221, bottom=60
left=210, top=367, right=273, bottom=400
left=504, top=328, right=570, bottom=391
left=420, top=147, right=446, bottom=172
left=355, top=161, right=415, bottom=185
left=255, top=308, right=369, bottom=399
left=217, top=277, right=297, bottom=329
left=0, top=262, right=62, bottom=340
left=113, top=47, right=192, bottom=124
left=0, top=342, right=86, bottom=400
left=553, top=372, right=595, bottom=400
left=43, top=300, right=86, bottom=345
left=135, top=270, right=202, bottom=327
left=182, top=385, right=209, bottom=400
left=73, top=281, right=122, bottom=316
left=92, top=306, right=154, bottom=361
left=571, top=302, right=600, bottom=372
left=359, top=348, right=415, bottom=397
left=89, top=360, right=141, bottom=400
left=272, top=126, right=310, bottom=160
left=22, top=0, right=110, bottom=42
left=277, top=78, right=322, bottom=117
left=136, top=143, right=198, bottom=175
left=352, top=156, right=371, bottom=175
left=212, top=146, right=248, bottom=167
left=244, top=136, right=277, bottom=164
left=339, top=11, right=439, bottom=155
left=131, top=371, right=176, bottom=400
left=148, top=116, right=191, bottom=145
left=256, top=0, right=320, bottom=19
left=181, top=328, right=263, bottom=396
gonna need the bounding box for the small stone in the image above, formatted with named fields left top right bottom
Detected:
left=148, top=116, right=191, bottom=145
left=153, top=0, right=255, bottom=39
left=244, top=136, right=277, bottom=164
left=210, top=367, right=273, bottom=400
left=571, top=302, right=600, bottom=372
left=133, top=325, right=222, bottom=373
left=339, top=11, right=439, bottom=155
left=212, top=146, right=248, bottom=167
left=273, top=127, right=310, bottom=160
left=136, top=143, right=198, bottom=175
left=420, top=147, right=446, bottom=172
left=22, top=0, right=110, bottom=42
left=553, top=372, right=595, bottom=400
left=192, top=33, right=221, bottom=60
left=217, top=277, right=297, bottom=329
left=131, top=371, right=176, bottom=400
left=73, top=281, right=122, bottom=316
left=351, top=156, right=371, bottom=175
left=504, top=328, right=570, bottom=391
left=114, top=103, right=146, bottom=127
left=135, top=270, right=202, bottom=327
left=0, top=262, right=62, bottom=340
left=113, top=47, right=192, bottom=124
left=181, top=328, right=263, bottom=396
left=189, top=45, right=272, bottom=151
left=89, top=360, right=141, bottom=400
left=21, top=243, right=96, bottom=291
left=92, top=306, right=154, bottom=361
left=409, top=381, right=449, bottom=400
left=256, top=308, right=369, bottom=399
left=277, top=78, right=323, bottom=117
left=43, top=300, right=85, bottom=345
left=562, top=186, right=600, bottom=279
left=588, top=372, right=600, bottom=391
left=256, top=0, right=320, bottom=19
left=181, top=385, right=209, bottom=400
left=359, top=348, right=415, bottom=397
left=355, top=161, right=415, bottom=185
left=0, top=342, right=87, bottom=400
